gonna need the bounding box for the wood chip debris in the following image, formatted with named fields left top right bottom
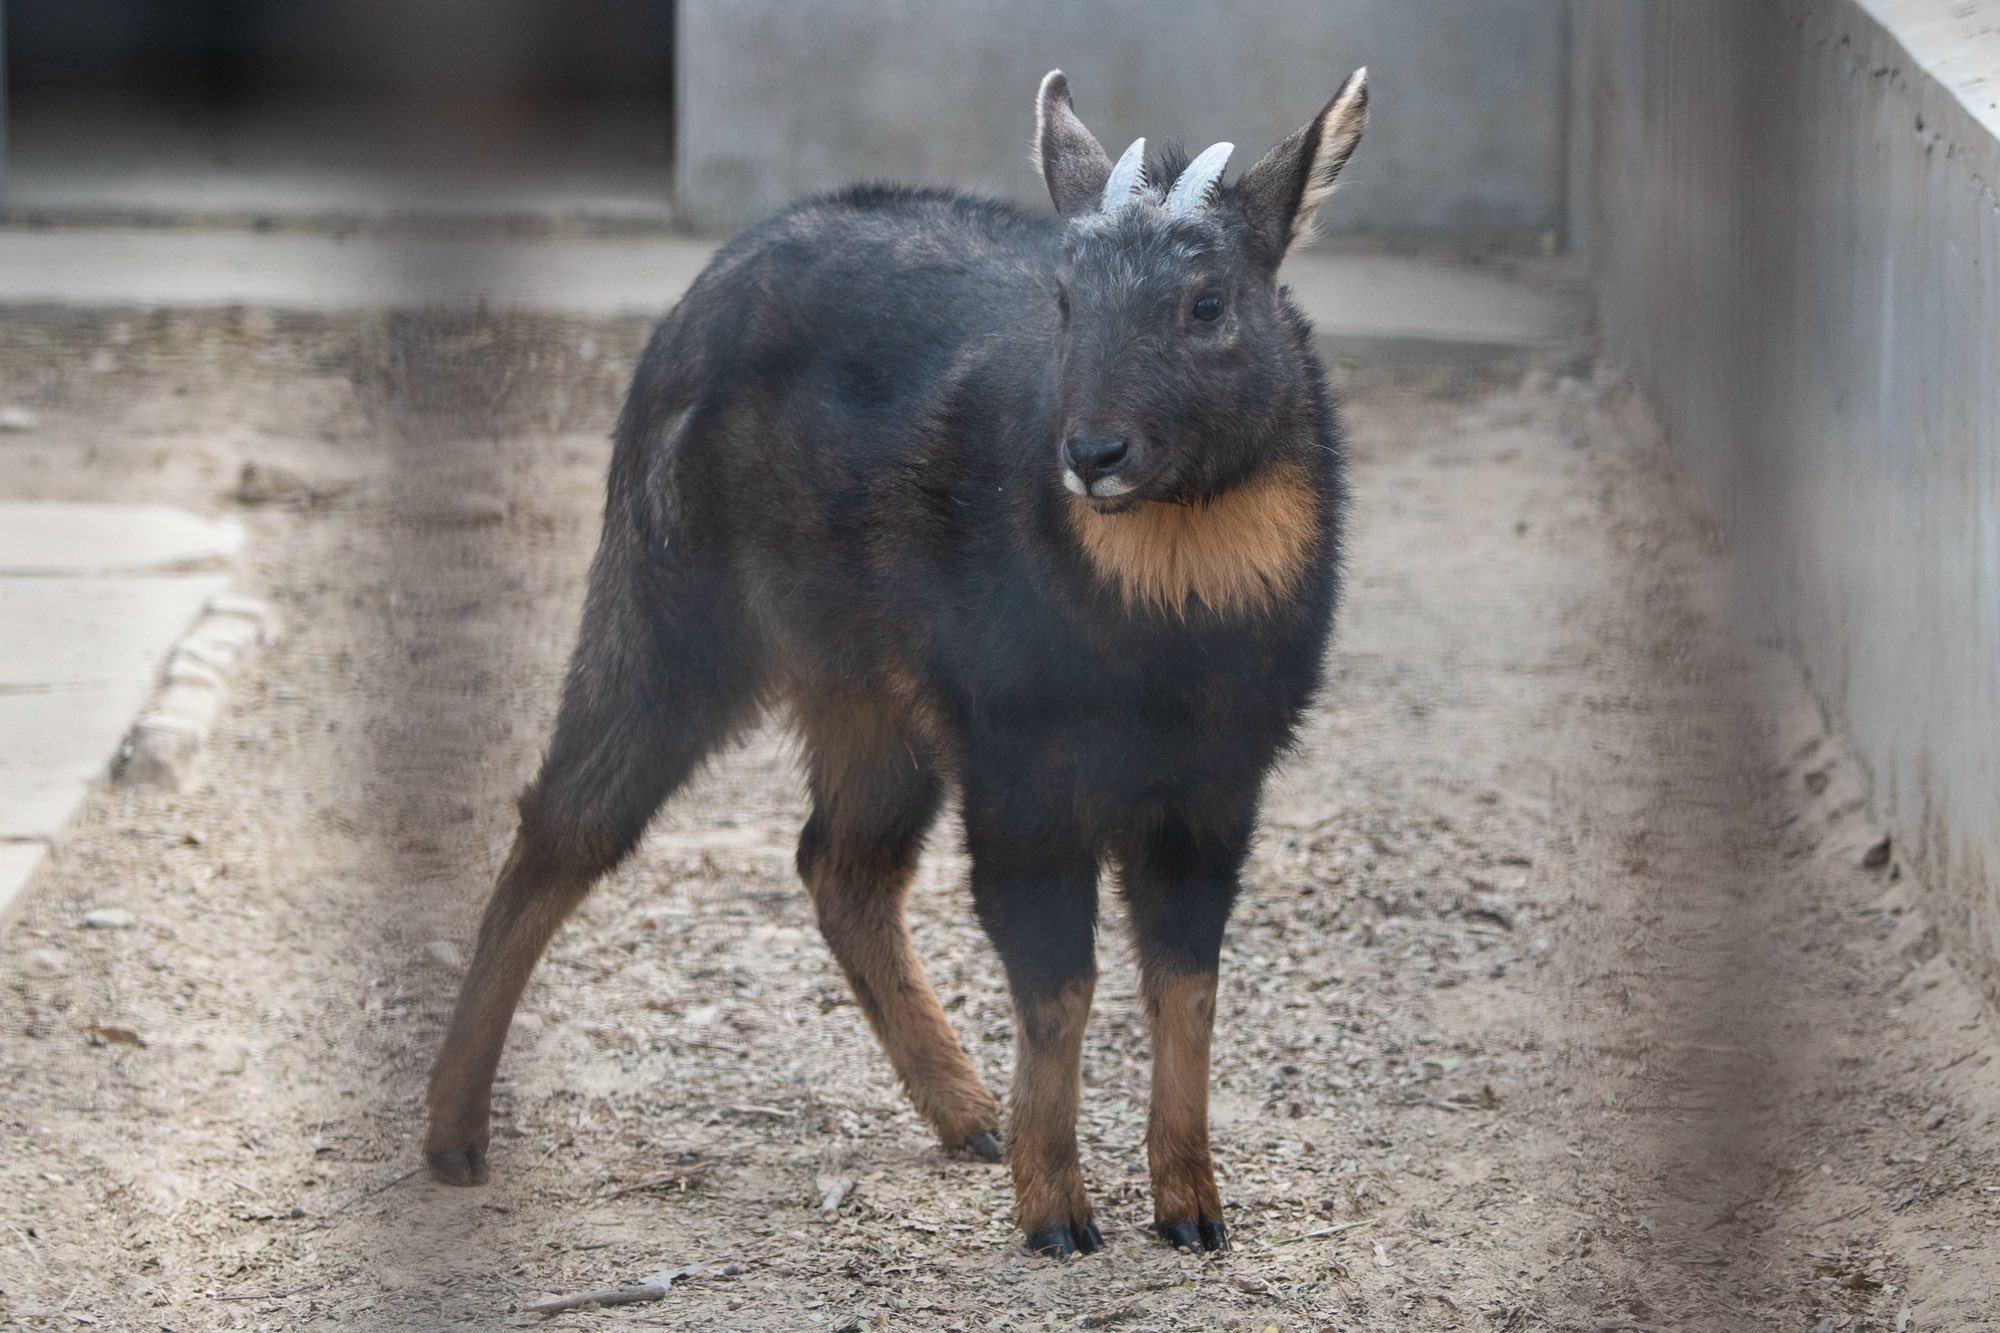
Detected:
left=1272, top=1217, right=1374, bottom=1246
left=817, top=1174, right=858, bottom=1219
left=602, top=1156, right=711, bottom=1199
left=523, top=1266, right=695, bottom=1316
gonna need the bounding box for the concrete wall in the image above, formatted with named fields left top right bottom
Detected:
left=0, top=2, right=8, bottom=208
left=1571, top=0, right=2000, bottom=1000
left=675, top=0, right=1570, bottom=237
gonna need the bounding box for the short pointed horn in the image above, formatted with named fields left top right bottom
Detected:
left=1101, top=137, right=1148, bottom=211
left=1164, top=141, right=1234, bottom=214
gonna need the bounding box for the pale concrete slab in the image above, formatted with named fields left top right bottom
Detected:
left=0, top=690, right=150, bottom=838
left=0, top=226, right=1576, bottom=348
left=0, top=577, right=228, bottom=839
left=0, top=503, right=244, bottom=575
left=0, top=500, right=243, bottom=932
left=0, top=842, right=50, bottom=929
left=0, top=575, right=231, bottom=691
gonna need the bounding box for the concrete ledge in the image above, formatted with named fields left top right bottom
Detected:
left=1858, top=0, right=2000, bottom=159
left=0, top=228, right=1578, bottom=357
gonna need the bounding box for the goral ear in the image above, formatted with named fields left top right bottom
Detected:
left=1035, top=70, right=1115, bottom=218
left=1235, top=69, right=1369, bottom=266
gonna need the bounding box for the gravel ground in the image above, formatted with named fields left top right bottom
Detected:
left=2, top=309, right=1998, bottom=1330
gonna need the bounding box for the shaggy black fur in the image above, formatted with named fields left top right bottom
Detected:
left=425, top=69, right=1368, bottom=1259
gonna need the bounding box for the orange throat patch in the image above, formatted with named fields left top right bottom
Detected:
left=1067, top=462, right=1319, bottom=617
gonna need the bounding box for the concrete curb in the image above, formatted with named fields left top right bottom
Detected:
left=119, top=595, right=280, bottom=791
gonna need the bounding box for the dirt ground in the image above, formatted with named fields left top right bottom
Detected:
left=3, top=306, right=1999, bottom=1331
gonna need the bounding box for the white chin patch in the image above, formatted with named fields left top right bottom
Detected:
left=1063, top=469, right=1090, bottom=496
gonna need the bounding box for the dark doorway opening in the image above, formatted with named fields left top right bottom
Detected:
left=3, top=0, right=678, bottom=227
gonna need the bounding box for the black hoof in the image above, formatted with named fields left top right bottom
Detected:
left=1157, top=1219, right=1226, bottom=1252
left=964, top=1130, right=1004, bottom=1163
left=1026, top=1221, right=1101, bottom=1258
left=425, top=1146, right=489, bottom=1187
left=1027, top=1225, right=1077, bottom=1258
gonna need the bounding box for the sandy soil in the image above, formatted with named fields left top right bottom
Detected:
left=2, top=308, right=1998, bottom=1331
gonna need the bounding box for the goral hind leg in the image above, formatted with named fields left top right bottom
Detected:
left=426, top=543, right=763, bottom=1185
left=796, top=698, right=1002, bottom=1159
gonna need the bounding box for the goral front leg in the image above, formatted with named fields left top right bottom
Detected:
left=1143, top=966, right=1227, bottom=1250
left=1118, top=811, right=1248, bottom=1252
left=1010, top=975, right=1100, bottom=1256
left=964, top=787, right=1103, bottom=1256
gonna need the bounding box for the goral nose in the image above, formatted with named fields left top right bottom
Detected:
left=1062, top=435, right=1130, bottom=488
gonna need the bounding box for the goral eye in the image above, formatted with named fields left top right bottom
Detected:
left=1056, top=286, right=1071, bottom=321
left=1191, top=293, right=1224, bottom=323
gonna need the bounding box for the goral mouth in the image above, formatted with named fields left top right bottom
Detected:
left=1062, top=469, right=1149, bottom=515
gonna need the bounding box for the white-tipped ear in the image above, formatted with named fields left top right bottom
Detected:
left=1294, top=68, right=1369, bottom=240
left=1236, top=68, right=1371, bottom=264
left=1034, top=70, right=1115, bottom=217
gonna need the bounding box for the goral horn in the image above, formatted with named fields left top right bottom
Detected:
left=1164, top=141, right=1233, bottom=214
left=1101, top=137, right=1148, bottom=211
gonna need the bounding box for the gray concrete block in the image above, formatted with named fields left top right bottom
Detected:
left=118, top=594, right=279, bottom=793
left=120, top=714, right=207, bottom=793
left=676, top=0, right=1569, bottom=237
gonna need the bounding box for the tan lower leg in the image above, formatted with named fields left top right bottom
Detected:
left=1007, top=975, right=1097, bottom=1235
left=809, top=870, right=999, bottom=1145
left=425, top=842, right=586, bottom=1169
left=1145, top=969, right=1223, bottom=1226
